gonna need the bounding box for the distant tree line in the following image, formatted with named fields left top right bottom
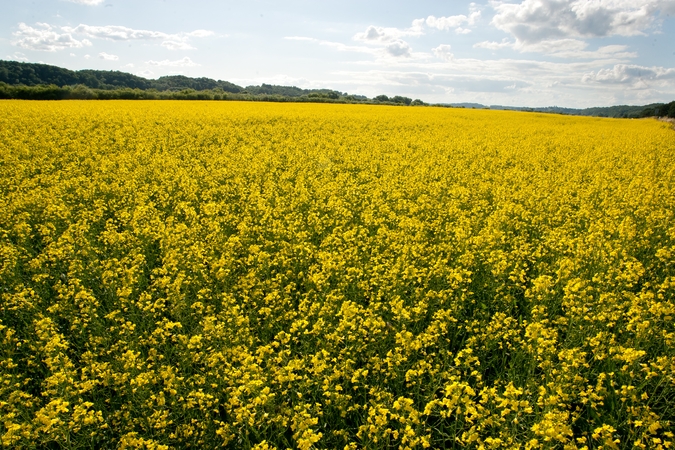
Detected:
left=373, top=95, right=426, bottom=106
left=0, top=60, right=429, bottom=106
left=2, top=60, right=671, bottom=116
left=636, top=102, right=675, bottom=119
left=569, top=102, right=675, bottom=119
left=488, top=103, right=675, bottom=118
left=0, top=82, right=427, bottom=106
left=0, top=60, right=240, bottom=92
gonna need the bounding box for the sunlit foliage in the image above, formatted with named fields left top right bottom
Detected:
left=1, top=100, right=674, bottom=449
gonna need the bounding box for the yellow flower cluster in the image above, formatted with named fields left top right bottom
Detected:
left=1, top=100, right=674, bottom=449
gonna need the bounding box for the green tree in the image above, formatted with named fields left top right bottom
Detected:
left=391, top=95, right=412, bottom=105
left=668, top=102, right=675, bottom=119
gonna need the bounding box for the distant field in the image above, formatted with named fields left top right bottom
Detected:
left=1, top=101, right=674, bottom=449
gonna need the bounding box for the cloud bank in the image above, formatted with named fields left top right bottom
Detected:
left=477, top=0, right=675, bottom=55
left=12, top=23, right=92, bottom=52
left=13, top=22, right=213, bottom=52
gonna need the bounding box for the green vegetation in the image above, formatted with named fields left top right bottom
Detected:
left=2, top=101, right=675, bottom=449
left=542, top=103, right=675, bottom=119
left=1, top=59, right=672, bottom=116
left=485, top=103, right=675, bottom=119
left=0, top=60, right=409, bottom=105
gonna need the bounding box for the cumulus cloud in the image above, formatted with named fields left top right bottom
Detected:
left=12, top=22, right=92, bottom=52
left=147, top=57, right=199, bottom=67
left=63, top=24, right=214, bottom=44
left=385, top=40, right=412, bottom=57
left=353, top=21, right=424, bottom=43
left=425, top=5, right=481, bottom=34
left=474, top=0, right=674, bottom=61
left=491, top=0, right=672, bottom=44
left=350, top=4, right=483, bottom=59
left=98, top=51, right=118, bottom=60
left=474, top=36, right=637, bottom=59
left=355, top=4, right=482, bottom=45
left=63, top=24, right=168, bottom=40
left=582, top=64, right=675, bottom=85
left=432, top=44, right=454, bottom=61
left=13, top=22, right=214, bottom=52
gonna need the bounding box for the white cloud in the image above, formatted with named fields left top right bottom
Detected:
left=14, top=21, right=208, bottom=53
left=84, top=54, right=91, bottom=59
left=319, top=49, right=673, bottom=106
left=147, top=57, right=199, bottom=67
left=432, top=44, right=454, bottom=62
left=426, top=15, right=469, bottom=30
left=385, top=40, right=412, bottom=57
left=526, top=41, right=637, bottom=59
left=351, top=21, right=425, bottom=59
left=286, top=35, right=434, bottom=62
left=6, top=52, right=29, bottom=62
left=490, top=0, right=673, bottom=44
left=98, top=52, right=118, bottom=60
left=355, top=4, right=482, bottom=45
left=349, top=4, right=483, bottom=59
left=65, top=0, right=105, bottom=4
left=424, top=4, right=482, bottom=34
left=426, top=10, right=481, bottom=32
left=284, top=2, right=672, bottom=106
left=474, top=39, right=512, bottom=50
left=12, top=22, right=92, bottom=52
left=474, top=37, right=637, bottom=59
left=353, top=23, right=423, bottom=43
left=582, top=64, right=675, bottom=85
left=63, top=24, right=169, bottom=40
left=30, top=24, right=214, bottom=51
left=473, top=0, right=674, bottom=70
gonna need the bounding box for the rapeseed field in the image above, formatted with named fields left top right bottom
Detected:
left=1, top=100, right=674, bottom=449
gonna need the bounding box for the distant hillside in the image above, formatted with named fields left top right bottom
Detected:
left=0, top=60, right=346, bottom=97
left=521, top=104, right=672, bottom=118
left=487, top=103, right=675, bottom=119
left=0, top=60, right=425, bottom=104
left=1, top=59, right=673, bottom=117
left=0, top=60, right=243, bottom=92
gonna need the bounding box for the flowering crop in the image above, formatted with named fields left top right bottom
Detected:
left=1, top=100, right=674, bottom=449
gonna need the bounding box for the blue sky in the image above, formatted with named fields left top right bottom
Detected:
left=2, top=0, right=675, bottom=107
